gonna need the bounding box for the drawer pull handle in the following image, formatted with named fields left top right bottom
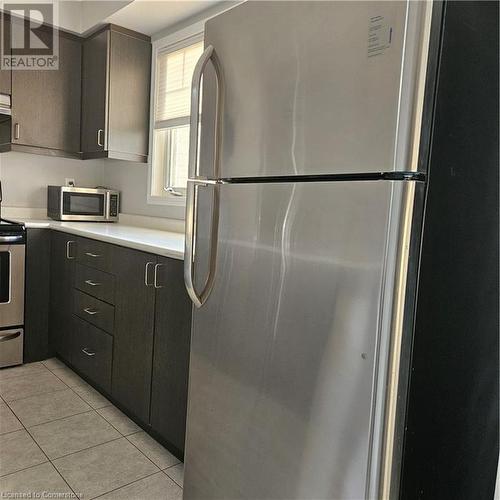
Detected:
left=144, top=262, right=154, bottom=287
left=83, top=308, right=99, bottom=315
left=66, top=241, right=76, bottom=260
left=85, top=279, right=101, bottom=287
left=82, top=347, right=96, bottom=357
left=154, top=263, right=164, bottom=289
left=0, top=331, right=21, bottom=342
left=85, top=252, right=101, bottom=258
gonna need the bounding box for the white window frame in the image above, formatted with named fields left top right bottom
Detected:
left=147, top=24, right=204, bottom=207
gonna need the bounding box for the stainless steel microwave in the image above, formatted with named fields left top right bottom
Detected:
left=47, top=186, right=120, bottom=222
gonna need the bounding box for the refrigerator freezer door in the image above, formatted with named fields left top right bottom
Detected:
left=199, top=1, right=431, bottom=179
left=184, top=180, right=398, bottom=499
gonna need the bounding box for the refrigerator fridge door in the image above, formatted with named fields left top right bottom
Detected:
left=184, top=180, right=410, bottom=499
left=197, top=1, right=432, bottom=180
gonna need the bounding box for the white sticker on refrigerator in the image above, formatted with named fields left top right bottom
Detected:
left=368, top=15, right=392, bottom=58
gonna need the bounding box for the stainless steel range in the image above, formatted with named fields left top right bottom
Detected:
left=0, top=218, right=25, bottom=368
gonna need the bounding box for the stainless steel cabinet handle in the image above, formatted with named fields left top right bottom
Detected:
left=154, top=263, right=163, bottom=289
left=83, top=308, right=99, bottom=315
left=66, top=240, right=76, bottom=259
left=144, top=262, right=154, bottom=287
left=97, top=129, right=104, bottom=147
left=82, top=347, right=96, bottom=357
left=85, top=252, right=101, bottom=258
left=14, top=123, right=19, bottom=140
left=84, top=279, right=101, bottom=287
left=185, top=45, right=223, bottom=308
left=0, top=331, right=21, bottom=342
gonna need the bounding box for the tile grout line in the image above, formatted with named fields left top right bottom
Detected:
left=162, top=466, right=184, bottom=489
left=6, top=396, right=93, bottom=427
left=90, top=470, right=166, bottom=499
left=0, top=400, right=24, bottom=436
left=1, top=361, right=96, bottom=497
left=48, top=369, right=109, bottom=411
left=26, top=409, right=96, bottom=431
left=0, top=461, right=51, bottom=480
left=4, top=386, right=70, bottom=405
left=51, top=436, right=164, bottom=500
left=123, top=433, right=166, bottom=472
left=22, top=425, right=79, bottom=499
left=0, top=363, right=50, bottom=383
left=94, top=408, right=143, bottom=439
left=0, top=381, right=80, bottom=500
left=49, top=435, right=124, bottom=462
left=2, top=360, right=183, bottom=497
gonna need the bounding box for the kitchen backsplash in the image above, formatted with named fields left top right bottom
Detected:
left=0, top=152, right=102, bottom=209
left=0, top=152, right=184, bottom=220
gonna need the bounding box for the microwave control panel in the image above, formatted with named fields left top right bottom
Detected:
left=109, top=194, right=119, bottom=217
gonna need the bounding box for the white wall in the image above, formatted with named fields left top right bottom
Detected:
left=0, top=152, right=102, bottom=209
left=0, top=152, right=183, bottom=219
left=100, top=159, right=184, bottom=219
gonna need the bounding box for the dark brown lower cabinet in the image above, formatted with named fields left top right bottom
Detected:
left=46, top=233, right=192, bottom=456
left=24, top=229, right=51, bottom=362
left=111, top=245, right=156, bottom=424
left=150, top=257, right=192, bottom=457
left=49, top=231, right=77, bottom=362
left=72, top=316, right=113, bottom=394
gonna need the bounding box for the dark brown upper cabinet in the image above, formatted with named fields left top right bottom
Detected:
left=0, top=15, right=11, bottom=95
left=0, top=68, right=11, bottom=95
left=81, top=25, right=151, bottom=163
left=10, top=29, right=82, bottom=158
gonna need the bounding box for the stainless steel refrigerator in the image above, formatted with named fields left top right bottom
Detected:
left=183, top=2, right=436, bottom=498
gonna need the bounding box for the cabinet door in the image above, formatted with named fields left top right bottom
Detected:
left=81, top=30, right=108, bottom=155
left=0, top=69, right=10, bottom=94
left=112, top=246, right=156, bottom=423
left=24, top=229, right=50, bottom=362
left=49, top=232, right=77, bottom=362
left=0, top=16, right=11, bottom=94
left=150, top=257, right=192, bottom=456
left=108, top=30, right=151, bottom=159
left=11, top=32, right=81, bottom=153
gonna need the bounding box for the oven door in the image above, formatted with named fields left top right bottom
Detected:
left=0, top=244, right=25, bottom=328
left=61, top=188, right=107, bottom=221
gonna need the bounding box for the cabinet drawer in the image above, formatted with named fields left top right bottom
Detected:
left=77, top=238, right=113, bottom=273
left=72, top=316, right=113, bottom=393
left=75, top=263, right=115, bottom=304
left=74, top=289, right=115, bottom=334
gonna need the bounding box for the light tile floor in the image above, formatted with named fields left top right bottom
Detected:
left=0, top=359, right=184, bottom=499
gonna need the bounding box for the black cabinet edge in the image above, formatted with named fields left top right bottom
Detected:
left=9, top=144, right=82, bottom=159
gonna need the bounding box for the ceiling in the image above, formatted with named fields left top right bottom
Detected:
left=11, top=0, right=229, bottom=37
left=104, top=0, right=224, bottom=36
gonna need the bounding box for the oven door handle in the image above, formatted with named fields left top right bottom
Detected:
left=0, top=234, right=23, bottom=243
left=0, top=331, right=21, bottom=342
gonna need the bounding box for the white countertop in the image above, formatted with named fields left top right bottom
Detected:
left=10, top=218, right=185, bottom=260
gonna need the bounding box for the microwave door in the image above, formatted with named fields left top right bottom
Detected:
left=62, top=191, right=107, bottom=221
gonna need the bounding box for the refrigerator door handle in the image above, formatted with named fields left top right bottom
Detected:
left=185, top=44, right=223, bottom=308
left=188, top=44, right=224, bottom=180
left=185, top=180, right=220, bottom=308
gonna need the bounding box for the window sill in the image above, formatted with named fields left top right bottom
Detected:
left=147, top=194, right=186, bottom=207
